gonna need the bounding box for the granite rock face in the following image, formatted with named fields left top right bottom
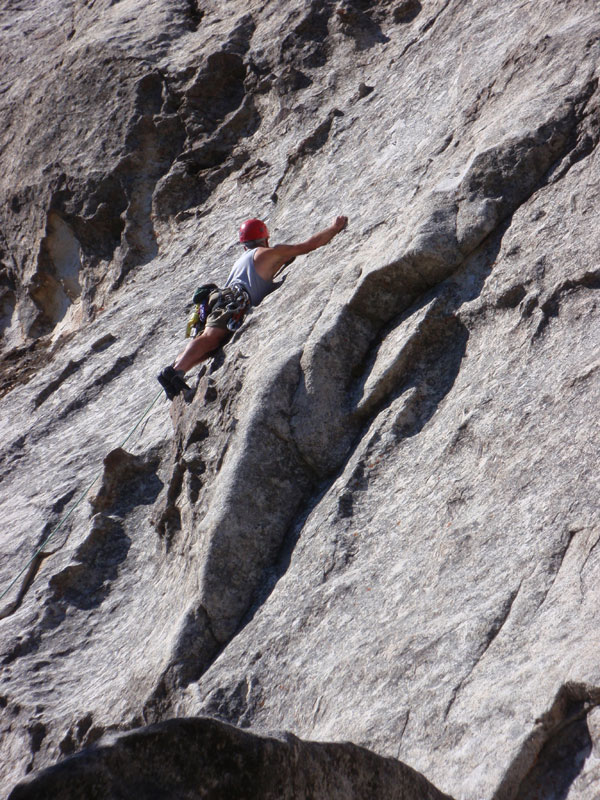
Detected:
left=7, top=716, right=452, bottom=800
left=1, top=1, right=600, bottom=798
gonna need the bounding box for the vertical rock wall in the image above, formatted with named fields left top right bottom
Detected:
left=1, top=0, right=599, bottom=798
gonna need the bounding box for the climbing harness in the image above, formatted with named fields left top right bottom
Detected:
left=0, top=388, right=163, bottom=608
left=185, top=283, right=250, bottom=337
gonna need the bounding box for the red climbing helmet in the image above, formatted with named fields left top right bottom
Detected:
left=239, top=218, right=269, bottom=243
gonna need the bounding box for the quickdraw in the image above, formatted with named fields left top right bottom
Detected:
left=224, top=283, right=251, bottom=332
left=186, top=283, right=218, bottom=338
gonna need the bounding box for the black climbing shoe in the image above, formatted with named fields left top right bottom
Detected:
left=157, top=366, right=190, bottom=400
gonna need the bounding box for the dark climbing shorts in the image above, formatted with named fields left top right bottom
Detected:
left=204, top=285, right=251, bottom=333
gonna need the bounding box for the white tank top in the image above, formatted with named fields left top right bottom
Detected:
left=225, top=248, right=275, bottom=306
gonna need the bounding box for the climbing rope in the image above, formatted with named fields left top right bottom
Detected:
left=0, top=388, right=163, bottom=607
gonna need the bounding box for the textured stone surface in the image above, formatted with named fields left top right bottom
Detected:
left=1, top=0, right=600, bottom=798
left=7, top=716, right=452, bottom=800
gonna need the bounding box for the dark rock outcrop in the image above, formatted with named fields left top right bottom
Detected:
left=8, top=717, right=453, bottom=800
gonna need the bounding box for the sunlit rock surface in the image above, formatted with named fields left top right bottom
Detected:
left=1, top=1, right=600, bottom=798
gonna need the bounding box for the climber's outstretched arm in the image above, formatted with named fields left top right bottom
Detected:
left=254, top=216, right=348, bottom=281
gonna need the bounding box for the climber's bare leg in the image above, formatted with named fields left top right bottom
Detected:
left=173, top=327, right=228, bottom=373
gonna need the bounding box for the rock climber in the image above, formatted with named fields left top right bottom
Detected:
left=157, top=214, right=348, bottom=399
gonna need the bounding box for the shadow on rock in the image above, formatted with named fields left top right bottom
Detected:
left=49, top=515, right=130, bottom=611
left=89, top=447, right=163, bottom=517
left=493, top=683, right=600, bottom=800
left=335, top=0, right=392, bottom=50
left=8, top=716, right=454, bottom=800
